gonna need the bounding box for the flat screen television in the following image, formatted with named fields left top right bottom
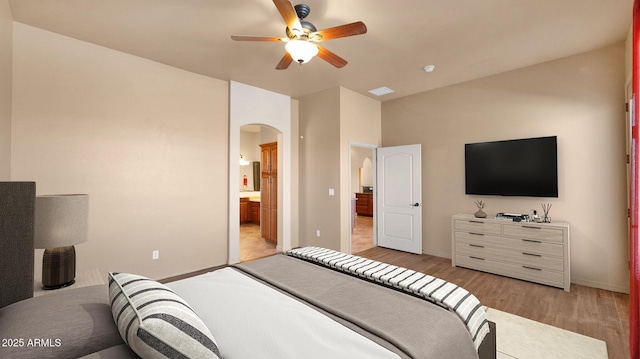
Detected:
left=465, top=136, right=558, bottom=197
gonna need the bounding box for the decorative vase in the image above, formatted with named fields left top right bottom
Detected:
left=474, top=209, right=487, bottom=218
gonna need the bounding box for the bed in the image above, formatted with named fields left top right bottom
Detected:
left=0, top=182, right=496, bottom=359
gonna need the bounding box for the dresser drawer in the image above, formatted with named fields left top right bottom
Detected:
left=454, top=232, right=563, bottom=257
left=455, top=242, right=564, bottom=271
left=503, top=224, right=564, bottom=243
left=455, top=254, right=564, bottom=288
left=507, top=237, right=564, bottom=257
left=453, top=219, right=502, bottom=235
left=454, top=232, right=504, bottom=246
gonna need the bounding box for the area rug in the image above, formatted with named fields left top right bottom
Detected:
left=484, top=307, right=608, bottom=359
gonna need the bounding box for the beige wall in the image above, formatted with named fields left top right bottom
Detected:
left=11, top=23, right=229, bottom=280
left=0, top=0, right=11, bottom=180
left=299, top=87, right=381, bottom=252
left=290, top=99, right=300, bottom=248
left=339, top=87, right=381, bottom=252
left=382, top=44, right=628, bottom=292
left=299, top=87, right=341, bottom=249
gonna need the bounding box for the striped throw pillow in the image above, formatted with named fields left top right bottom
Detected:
left=108, top=272, right=220, bottom=359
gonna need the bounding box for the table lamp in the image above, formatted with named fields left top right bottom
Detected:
left=34, top=194, right=89, bottom=290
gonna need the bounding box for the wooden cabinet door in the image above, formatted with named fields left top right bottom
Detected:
left=261, top=144, right=272, bottom=177
left=261, top=174, right=271, bottom=240
left=260, top=142, right=277, bottom=244
left=270, top=171, right=277, bottom=242
left=355, top=193, right=367, bottom=214
left=270, top=144, right=277, bottom=172
left=239, top=198, right=249, bottom=224
left=249, top=201, right=260, bottom=224
left=355, top=193, right=373, bottom=216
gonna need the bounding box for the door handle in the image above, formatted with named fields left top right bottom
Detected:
left=412, top=203, right=420, bottom=207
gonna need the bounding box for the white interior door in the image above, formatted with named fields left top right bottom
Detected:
left=376, top=144, right=422, bottom=254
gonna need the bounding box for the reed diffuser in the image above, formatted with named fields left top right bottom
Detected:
left=541, top=203, right=552, bottom=223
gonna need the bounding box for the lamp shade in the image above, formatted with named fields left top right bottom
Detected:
left=34, top=194, right=89, bottom=249
left=285, top=40, right=318, bottom=64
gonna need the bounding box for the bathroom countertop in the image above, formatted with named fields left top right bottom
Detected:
left=239, top=191, right=260, bottom=198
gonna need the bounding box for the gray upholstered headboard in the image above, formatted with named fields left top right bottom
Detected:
left=0, top=182, right=35, bottom=308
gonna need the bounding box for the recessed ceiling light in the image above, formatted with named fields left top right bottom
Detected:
left=368, top=86, right=394, bottom=96
left=424, top=65, right=436, bottom=73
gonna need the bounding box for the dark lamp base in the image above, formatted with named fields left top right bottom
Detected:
left=42, top=279, right=76, bottom=291
left=42, top=246, right=77, bottom=290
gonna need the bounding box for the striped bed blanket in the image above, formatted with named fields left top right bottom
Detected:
left=285, top=247, right=490, bottom=350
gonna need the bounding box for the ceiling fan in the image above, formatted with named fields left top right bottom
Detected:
left=231, top=0, right=367, bottom=70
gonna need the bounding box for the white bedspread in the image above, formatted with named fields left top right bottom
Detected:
left=166, top=268, right=401, bottom=359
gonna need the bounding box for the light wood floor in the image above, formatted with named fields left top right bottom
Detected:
left=357, top=246, right=630, bottom=359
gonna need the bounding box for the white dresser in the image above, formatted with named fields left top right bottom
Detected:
left=451, top=214, right=570, bottom=291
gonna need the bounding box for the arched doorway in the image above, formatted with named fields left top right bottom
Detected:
left=238, top=125, right=280, bottom=261
left=228, top=81, right=293, bottom=264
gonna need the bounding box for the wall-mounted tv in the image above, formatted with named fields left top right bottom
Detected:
left=465, top=136, right=558, bottom=197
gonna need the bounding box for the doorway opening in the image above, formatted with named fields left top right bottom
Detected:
left=228, top=81, right=293, bottom=265
left=239, top=124, right=279, bottom=262
left=350, top=144, right=376, bottom=254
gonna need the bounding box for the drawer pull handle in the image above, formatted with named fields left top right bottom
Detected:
left=469, top=256, right=485, bottom=260
left=522, top=252, right=542, bottom=257
left=522, top=226, right=542, bottom=230
left=521, top=239, right=542, bottom=244
left=469, top=244, right=485, bottom=248
left=469, top=220, right=485, bottom=224
left=469, top=232, right=485, bottom=236
left=523, top=266, right=542, bottom=271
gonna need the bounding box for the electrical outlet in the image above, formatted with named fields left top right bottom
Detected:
left=316, top=230, right=321, bottom=237
left=152, top=250, right=159, bottom=260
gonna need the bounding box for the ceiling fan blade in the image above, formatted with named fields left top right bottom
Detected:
left=317, top=46, right=348, bottom=68
left=231, top=35, right=285, bottom=42
left=313, top=21, right=367, bottom=41
left=276, top=52, right=293, bottom=70
left=273, top=0, right=303, bottom=35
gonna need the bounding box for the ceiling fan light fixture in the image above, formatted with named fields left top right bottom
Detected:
left=231, top=1, right=366, bottom=70
left=285, top=40, right=318, bottom=64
